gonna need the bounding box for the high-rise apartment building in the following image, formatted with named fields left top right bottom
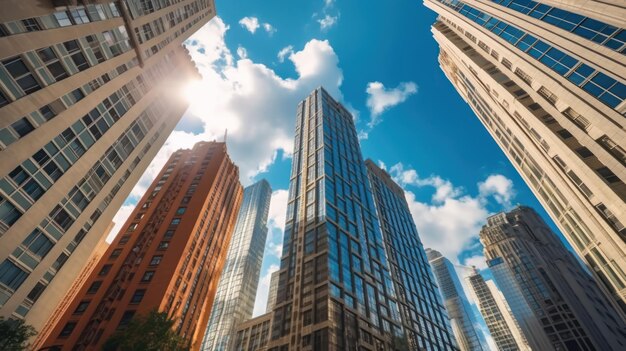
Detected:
left=423, top=0, right=626, bottom=315
left=40, top=141, right=243, bottom=351
left=266, top=270, right=279, bottom=313
left=467, top=270, right=531, bottom=351
left=366, top=161, right=458, bottom=350
left=426, top=249, right=488, bottom=351
left=267, top=87, right=457, bottom=350
left=481, top=206, right=626, bottom=350
left=202, top=179, right=272, bottom=351
left=232, top=312, right=273, bottom=351
left=0, top=0, right=214, bottom=333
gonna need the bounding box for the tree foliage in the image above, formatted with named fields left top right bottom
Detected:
left=102, top=310, right=188, bottom=351
left=0, top=317, right=37, bottom=351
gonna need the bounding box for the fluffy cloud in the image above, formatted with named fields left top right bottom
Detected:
left=252, top=264, right=279, bottom=316
left=239, top=16, right=276, bottom=34
left=277, top=45, right=294, bottom=62
left=268, top=189, right=288, bottom=232
left=318, top=14, right=339, bottom=30
left=239, top=16, right=259, bottom=33
left=478, top=174, right=516, bottom=208
left=463, top=254, right=488, bottom=270
left=236, top=46, right=248, bottom=59
left=388, top=162, right=516, bottom=262
left=107, top=17, right=345, bottom=242
left=366, top=81, right=417, bottom=122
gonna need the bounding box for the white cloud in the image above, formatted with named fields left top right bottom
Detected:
left=268, top=190, right=288, bottom=232
left=478, top=174, right=516, bottom=208
left=252, top=264, right=279, bottom=316
left=236, top=46, right=247, bottom=59
left=463, top=254, right=488, bottom=270
left=366, top=81, right=417, bottom=123
left=262, top=23, right=276, bottom=35
left=388, top=163, right=516, bottom=262
left=318, top=14, right=339, bottom=30
left=239, top=16, right=260, bottom=33
left=107, top=204, right=136, bottom=242
left=277, top=45, right=294, bottom=62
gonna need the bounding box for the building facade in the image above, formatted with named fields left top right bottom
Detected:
left=267, top=87, right=457, bottom=350
left=423, top=0, right=626, bottom=315
left=0, top=0, right=214, bottom=333
left=40, top=141, right=243, bottom=351
left=232, top=312, right=273, bottom=351
left=366, top=161, right=458, bottom=350
left=202, top=179, right=272, bottom=351
left=266, top=270, right=279, bottom=313
left=481, top=206, right=626, bottom=350
left=426, top=249, right=488, bottom=351
left=467, top=270, right=531, bottom=351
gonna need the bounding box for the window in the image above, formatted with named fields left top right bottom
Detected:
left=24, top=179, right=44, bottom=200
left=27, top=282, right=46, bottom=302
left=170, top=218, right=181, bottom=226
left=59, top=322, right=77, bottom=337
left=597, top=167, right=620, bottom=183
left=130, top=289, right=145, bottom=304
left=52, top=206, right=74, bottom=231
left=0, top=197, right=23, bottom=226
left=74, top=300, right=90, bottom=314
left=163, top=230, right=175, bottom=239
left=119, top=235, right=130, bottom=245
left=157, top=241, right=169, bottom=250
left=0, top=90, right=9, bottom=108
left=117, top=311, right=135, bottom=329
left=21, top=229, right=53, bottom=259
left=99, top=264, right=112, bottom=276
left=9, top=166, right=29, bottom=185
left=37, top=47, right=68, bottom=81
left=556, top=129, right=573, bottom=139
left=149, top=255, right=162, bottom=266
left=54, top=12, right=72, bottom=26
left=87, top=281, right=102, bottom=294
left=110, top=249, right=122, bottom=258
left=11, top=118, right=34, bottom=137
left=40, top=105, right=56, bottom=121
left=71, top=52, right=89, bottom=71
left=176, top=207, right=186, bottom=215
left=0, top=260, right=29, bottom=290
left=63, top=40, right=80, bottom=53
left=141, top=271, right=155, bottom=282
left=70, top=8, right=90, bottom=24
left=2, top=56, right=41, bottom=94
left=575, top=147, right=593, bottom=158
left=21, top=18, right=41, bottom=32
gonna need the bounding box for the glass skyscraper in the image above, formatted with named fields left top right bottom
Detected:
left=481, top=206, right=626, bottom=350
left=202, top=179, right=272, bottom=351
left=367, top=161, right=458, bottom=350
left=426, top=249, right=488, bottom=351
left=267, top=87, right=457, bottom=350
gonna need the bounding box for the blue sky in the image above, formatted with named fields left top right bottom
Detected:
left=112, top=0, right=568, bottom=323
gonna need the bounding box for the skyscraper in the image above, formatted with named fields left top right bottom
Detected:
left=267, top=87, right=457, bottom=350
left=202, top=179, right=272, bottom=351
left=266, top=270, right=279, bottom=313
left=481, top=206, right=626, bottom=350
left=423, top=0, right=626, bottom=315
left=426, top=249, right=489, bottom=351
left=467, top=270, right=531, bottom=351
left=0, top=0, right=214, bottom=333
left=40, top=141, right=243, bottom=351
left=366, top=161, right=458, bottom=350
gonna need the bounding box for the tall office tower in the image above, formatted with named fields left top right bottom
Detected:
left=0, top=0, right=215, bottom=334
left=202, top=179, right=272, bottom=351
left=423, top=0, right=626, bottom=315
left=481, top=206, right=626, bottom=350
left=267, top=87, right=457, bottom=350
left=467, top=270, right=531, bottom=351
left=366, top=161, right=458, bottom=350
left=41, top=141, right=243, bottom=351
left=426, top=248, right=488, bottom=351
left=266, top=270, right=280, bottom=313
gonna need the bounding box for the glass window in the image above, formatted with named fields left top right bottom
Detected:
left=141, top=271, right=155, bottom=282
left=0, top=260, right=28, bottom=290
left=52, top=206, right=73, bottom=231
left=556, top=129, right=573, bottom=139
left=110, top=249, right=122, bottom=258
left=575, top=147, right=593, bottom=158
left=54, top=12, right=72, bottom=27
left=0, top=89, right=9, bottom=107
left=9, top=166, right=29, bottom=185
left=130, top=289, right=145, bottom=304
left=170, top=218, right=180, bottom=226
left=70, top=8, right=90, bottom=24
left=2, top=56, right=41, bottom=94
left=74, top=300, right=89, bottom=314
left=176, top=207, right=186, bottom=215
left=23, top=179, right=44, bottom=200
left=59, top=322, right=77, bottom=337
left=99, top=264, right=112, bottom=276
left=597, top=167, right=620, bottom=183
left=149, top=255, right=162, bottom=266
left=63, top=40, right=80, bottom=53
left=21, top=18, right=41, bottom=32
left=0, top=197, right=22, bottom=226
left=87, top=280, right=102, bottom=294
left=71, top=52, right=89, bottom=71
left=22, top=229, right=53, bottom=259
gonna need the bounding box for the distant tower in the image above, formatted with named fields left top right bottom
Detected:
left=202, top=179, right=272, bottom=351
left=481, top=206, right=626, bottom=350
left=41, top=141, right=243, bottom=351
left=265, top=271, right=280, bottom=313
left=426, top=249, right=489, bottom=351
left=467, top=270, right=531, bottom=351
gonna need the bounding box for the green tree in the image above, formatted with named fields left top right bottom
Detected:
left=102, top=310, right=188, bottom=351
left=0, top=317, right=37, bottom=351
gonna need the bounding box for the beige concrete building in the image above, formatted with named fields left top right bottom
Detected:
left=424, top=0, right=626, bottom=317
left=0, top=0, right=214, bottom=334
left=232, top=312, right=273, bottom=351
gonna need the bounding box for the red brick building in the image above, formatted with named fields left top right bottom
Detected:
left=41, top=141, right=242, bottom=350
